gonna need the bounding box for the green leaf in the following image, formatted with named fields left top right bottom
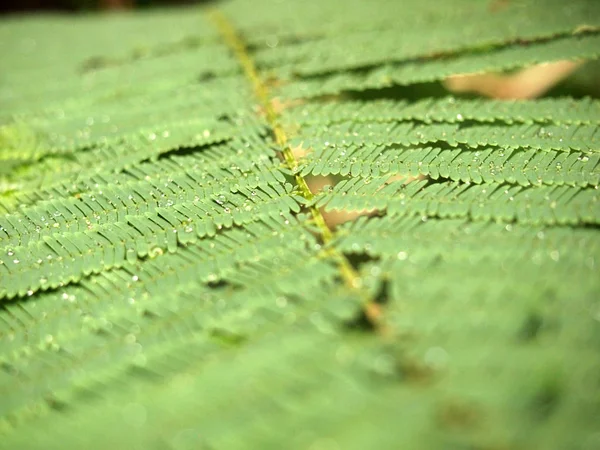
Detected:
left=1, top=1, right=599, bottom=449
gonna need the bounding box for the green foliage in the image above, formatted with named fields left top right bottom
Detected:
left=0, top=0, right=599, bottom=449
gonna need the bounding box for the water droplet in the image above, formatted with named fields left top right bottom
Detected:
left=207, top=273, right=218, bottom=282
left=370, top=266, right=382, bottom=277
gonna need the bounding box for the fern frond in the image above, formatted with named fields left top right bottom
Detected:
left=0, top=141, right=301, bottom=298
left=294, top=119, right=598, bottom=152
left=278, top=34, right=600, bottom=98
left=336, top=214, right=598, bottom=269
left=1, top=0, right=599, bottom=449
left=302, top=144, right=599, bottom=187
left=316, top=177, right=598, bottom=225
left=289, top=97, right=600, bottom=126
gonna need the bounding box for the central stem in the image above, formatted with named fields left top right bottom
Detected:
left=208, top=9, right=383, bottom=328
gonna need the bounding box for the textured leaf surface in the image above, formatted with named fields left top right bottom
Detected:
left=1, top=1, right=599, bottom=449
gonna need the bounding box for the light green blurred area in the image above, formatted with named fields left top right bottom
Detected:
left=0, top=1, right=599, bottom=449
